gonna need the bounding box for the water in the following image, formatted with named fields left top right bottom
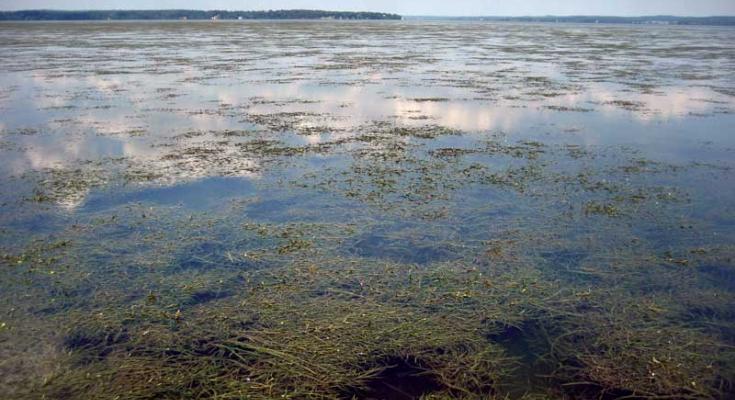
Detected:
left=1, top=21, right=734, bottom=399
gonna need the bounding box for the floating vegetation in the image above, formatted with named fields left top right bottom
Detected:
left=409, top=97, right=451, bottom=103
left=603, top=99, right=646, bottom=111
left=245, top=112, right=327, bottom=133
left=543, top=105, right=594, bottom=113
left=583, top=201, right=621, bottom=217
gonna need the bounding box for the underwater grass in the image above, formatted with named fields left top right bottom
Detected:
left=1, top=205, right=732, bottom=399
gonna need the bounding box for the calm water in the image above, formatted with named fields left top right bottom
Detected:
left=1, top=21, right=735, bottom=399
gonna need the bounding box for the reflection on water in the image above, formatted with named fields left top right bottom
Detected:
left=1, top=21, right=735, bottom=399
left=81, top=177, right=256, bottom=212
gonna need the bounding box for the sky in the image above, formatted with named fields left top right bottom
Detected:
left=1, top=0, right=734, bottom=17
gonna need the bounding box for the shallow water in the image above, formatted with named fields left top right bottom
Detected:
left=1, top=21, right=735, bottom=399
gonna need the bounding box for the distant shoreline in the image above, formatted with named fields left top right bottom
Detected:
left=0, top=9, right=402, bottom=21
left=406, top=15, right=735, bottom=26
left=1, top=11, right=734, bottom=26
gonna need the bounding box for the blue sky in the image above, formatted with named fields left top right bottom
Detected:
left=1, top=0, right=734, bottom=16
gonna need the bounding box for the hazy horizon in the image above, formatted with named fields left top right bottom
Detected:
left=1, top=1, right=734, bottom=17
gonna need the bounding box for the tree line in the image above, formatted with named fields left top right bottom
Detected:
left=0, top=9, right=403, bottom=21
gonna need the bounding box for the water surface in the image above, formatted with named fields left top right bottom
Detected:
left=1, top=21, right=735, bottom=399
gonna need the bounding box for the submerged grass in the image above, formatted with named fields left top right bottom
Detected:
left=1, top=202, right=732, bottom=399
